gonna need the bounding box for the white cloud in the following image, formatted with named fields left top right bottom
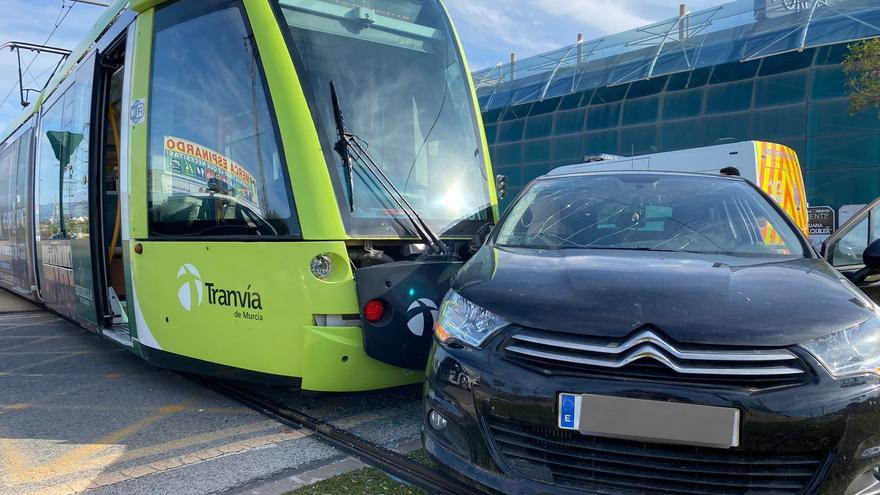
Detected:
left=531, top=0, right=654, bottom=34
left=445, top=0, right=563, bottom=68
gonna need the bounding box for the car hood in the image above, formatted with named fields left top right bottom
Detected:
left=452, top=246, right=877, bottom=347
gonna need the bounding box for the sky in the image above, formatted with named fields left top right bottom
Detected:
left=0, top=0, right=729, bottom=132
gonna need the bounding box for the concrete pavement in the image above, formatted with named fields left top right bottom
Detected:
left=0, top=292, right=418, bottom=495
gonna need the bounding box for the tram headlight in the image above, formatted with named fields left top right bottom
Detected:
left=310, top=254, right=333, bottom=280
left=435, top=290, right=508, bottom=348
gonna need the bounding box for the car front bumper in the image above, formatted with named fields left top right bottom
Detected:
left=423, top=342, right=880, bottom=495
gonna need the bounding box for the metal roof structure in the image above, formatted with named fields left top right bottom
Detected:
left=472, top=0, right=880, bottom=111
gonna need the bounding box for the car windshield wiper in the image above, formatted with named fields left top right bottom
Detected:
left=329, top=81, right=450, bottom=257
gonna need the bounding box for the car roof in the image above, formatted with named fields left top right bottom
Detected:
left=538, top=169, right=749, bottom=182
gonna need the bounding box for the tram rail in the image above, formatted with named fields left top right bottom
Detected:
left=186, top=374, right=486, bottom=495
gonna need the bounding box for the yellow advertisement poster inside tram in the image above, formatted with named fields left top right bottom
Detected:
left=162, top=136, right=261, bottom=214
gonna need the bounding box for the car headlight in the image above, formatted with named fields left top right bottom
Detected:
left=435, top=290, right=509, bottom=347
left=800, top=317, right=880, bottom=378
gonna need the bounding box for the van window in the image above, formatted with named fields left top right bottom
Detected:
left=148, top=0, right=299, bottom=238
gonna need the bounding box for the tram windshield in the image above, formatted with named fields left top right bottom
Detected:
left=278, top=0, right=492, bottom=237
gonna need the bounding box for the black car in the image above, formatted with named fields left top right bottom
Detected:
left=423, top=171, right=880, bottom=495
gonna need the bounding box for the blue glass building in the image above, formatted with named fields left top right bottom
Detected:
left=473, top=0, right=880, bottom=226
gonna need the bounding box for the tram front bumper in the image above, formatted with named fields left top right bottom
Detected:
left=299, top=325, right=421, bottom=392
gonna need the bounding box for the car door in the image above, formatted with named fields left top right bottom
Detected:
left=822, top=197, right=880, bottom=303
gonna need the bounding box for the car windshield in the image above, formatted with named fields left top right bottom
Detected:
left=277, top=0, right=491, bottom=237
left=495, top=174, right=806, bottom=258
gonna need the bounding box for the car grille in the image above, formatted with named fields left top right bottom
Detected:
left=487, top=417, right=828, bottom=495
left=502, top=328, right=810, bottom=389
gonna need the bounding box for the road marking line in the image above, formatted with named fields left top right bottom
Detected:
left=21, top=430, right=310, bottom=495
left=0, top=350, right=115, bottom=355
left=1, top=419, right=282, bottom=486
left=0, top=436, right=31, bottom=482
left=72, top=419, right=283, bottom=470
left=0, top=311, right=61, bottom=321
left=0, top=318, right=64, bottom=330
left=0, top=403, right=31, bottom=417
left=2, top=393, right=399, bottom=494
left=2, top=399, right=195, bottom=484
left=0, top=337, right=65, bottom=355
left=0, top=313, right=55, bottom=322
left=0, top=403, right=251, bottom=415
left=0, top=351, right=94, bottom=374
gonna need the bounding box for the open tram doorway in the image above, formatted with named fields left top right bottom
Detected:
left=92, top=35, right=129, bottom=343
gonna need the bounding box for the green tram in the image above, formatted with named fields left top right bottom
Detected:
left=0, top=0, right=498, bottom=391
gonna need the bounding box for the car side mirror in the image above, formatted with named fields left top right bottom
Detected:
left=863, top=238, right=880, bottom=270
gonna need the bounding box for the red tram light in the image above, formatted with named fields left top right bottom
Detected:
left=364, top=299, right=385, bottom=322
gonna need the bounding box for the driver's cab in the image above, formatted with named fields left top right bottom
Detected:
left=150, top=193, right=278, bottom=237
left=822, top=198, right=880, bottom=303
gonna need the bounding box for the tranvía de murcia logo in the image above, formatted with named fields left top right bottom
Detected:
left=406, top=298, right=438, bottom=337
left=177, top=263, right=203, bottom=311
left=176, top=264, right=264, bottom=315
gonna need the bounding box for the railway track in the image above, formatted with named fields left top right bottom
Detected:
left=187, top=374, right=486, bottom=495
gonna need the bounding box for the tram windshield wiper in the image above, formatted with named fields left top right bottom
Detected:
left=330, top=81, right=355, bottom=213
left=329, top=81, right=450, bottom=257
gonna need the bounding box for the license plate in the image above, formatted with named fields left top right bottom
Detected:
left=558, top=393, right=740, bottom=449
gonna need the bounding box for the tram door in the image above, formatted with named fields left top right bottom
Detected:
left=92, top=37, right=131, bottom=339
left=34, top=52, right=99, bottom=326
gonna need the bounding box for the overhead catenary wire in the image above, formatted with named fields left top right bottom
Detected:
left=69, top=0, right=109, bottom=6
left=0, top=42, right=73, bottom=109
left=23, top=2, right=76, bottom=84
left=0, top=0, right=76, bottom=111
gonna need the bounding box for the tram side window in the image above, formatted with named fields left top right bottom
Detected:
left=13, top=127, right=33, bottom=287
left=0, top=138, right=17, bottom=280
left=37, top=60, right=94, bottom=242
left=0, top=123, right=33, bottom=290
left=148, top=0, right=299, bottom=238
left=37, top=99, right=66, bottom=241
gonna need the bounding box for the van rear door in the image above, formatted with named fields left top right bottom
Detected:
left=755, top=142, right=808, bottom=236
